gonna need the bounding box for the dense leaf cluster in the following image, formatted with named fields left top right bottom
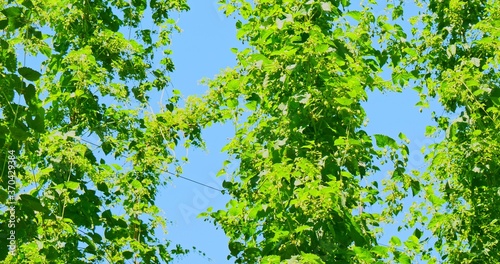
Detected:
left=194, top=0, right=418, bottom=263
left=0, top=0, right=199, bottom=263
left=410, top=0, right=500, bottom=262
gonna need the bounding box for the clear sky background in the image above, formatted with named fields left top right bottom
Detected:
left=156, top=2, right=239, bottom=263
left=154, top=1, right=443, bottom=263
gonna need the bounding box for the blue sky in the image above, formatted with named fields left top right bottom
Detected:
left=156, top=1, right=443, bottom=263
left=155, top=2, right=238, bottom=263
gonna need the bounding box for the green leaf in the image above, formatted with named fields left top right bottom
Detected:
left=23, top=83, right=36, bottom=103
left=334, top=137, right=346, bottom=146
left=26, top=110, right=45, bottom=133
left=347, top=11, right=362, bottom=21
left=0, top=19, right=7, bottom=30
left=335, top=97, right=353, bottom=106
left=300, top=252, right=326, bottom=263
left=245, top=101, right=257, bottom=110
left=261, top=255, right=280, bottom=263
left=21, top=0, right=34, bottom=9
left=40, top=45, right=52, bottom=57
left=398, top=253, right=411, bottom=264
left=131, top=179, right=142, bottom=189
left=228, top=241, right=244, bottom=256
left=246, top=93, right=260, bottom=103
left=404, top=47, right=418, bottom=58
left=404, top=235, right=420, bottom=250
left=425, top=125, right=436, bottom=136
left=389, top=236, right=402, bottom=247
left=371, top=245, right=389, bottom=257
left=374, top=134, right=397, bottom=148
left=398, top=132, right=409, bottom=143
left=295, top=225, right=312, bottom=233
left=101, top=142, right=112, bottom=155
left=104, top=228, right=115, bottom=240
left=249, top=53, right=269, bottom=63
left=410, top=179, right=420, bottom=196
left=216, top=168, right=226, bottom=177
left=65, top=181, right=80, bottom=190
left=111, top=163, right=122, bottom=171
left=85, top=147, right=97, bottom=164
left=491, top=97, right=500, bottom=106
left=413, top=228, right=423, bottom=239
left=315, top=43, right=329, bottom=53
left=18, top=67, right=41, bottom=81
left=222, top=180, right=233, bottom=189
left=392, top=71, right=413, bottom=86
left=10, top=125, right=30, bottom=141
left=90, top=232, right=102, bottom=244
left=131, top=0, right=147, bottom=10
left=429, top=215, right=446, bottom=233
left=227, top=98, right=238, bottom=108
left=1, top=6, right=23, bottom=18
left=245, top=93, right=260, bottom=110
left=0, top=188, right=8, bottom=204
left=122, top=251, right=134, bottom=259
left=19, top=194, right=49, bottom=213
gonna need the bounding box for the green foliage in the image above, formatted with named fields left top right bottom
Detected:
left=405, top=0, right=500, bottom=262
left=191, top=0, right=415, bottom=263
left=1, top=0, right=499, bottom=263
left=189, top=0, right=500, bottom=263
left=0, top=0, right=199, bottom=263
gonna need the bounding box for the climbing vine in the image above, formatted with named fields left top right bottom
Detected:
left=0, top=0, right=201, bottom=263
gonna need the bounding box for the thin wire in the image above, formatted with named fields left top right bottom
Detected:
left=78, top=137, right=225, bottom=192
left=81, top=138, right=100, bottom=147
left=164, top=170, right=224, bottom=193
left=177, top=175, right=224, bottom=193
